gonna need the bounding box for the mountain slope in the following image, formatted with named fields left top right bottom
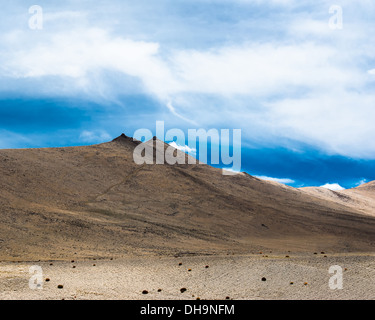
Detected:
left=0, top=134, right=374, bottom=261
left=301, top=180, right=375, bottom=218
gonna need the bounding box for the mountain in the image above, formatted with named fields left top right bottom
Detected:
left=347, top=180, right=375, bottom=194
left=0, top=134, right=374, bottom=261
left=301, top=180, right=375, bottom=218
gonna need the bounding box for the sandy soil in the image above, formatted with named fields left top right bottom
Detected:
left=1, top=253, right=374, bottom=300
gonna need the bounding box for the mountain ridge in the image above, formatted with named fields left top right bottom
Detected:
left=0, top=134, right=374, bottom=261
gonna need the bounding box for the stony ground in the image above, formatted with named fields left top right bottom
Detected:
left=1, top=253, right=374, bottom=300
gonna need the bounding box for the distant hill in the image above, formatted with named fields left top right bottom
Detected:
left=0, top=134, right=374, bottom=261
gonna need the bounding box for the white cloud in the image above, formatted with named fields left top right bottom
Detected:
left=170, top=43, right=361, bottom=96
left=1, top=19, right=368, bottom=99
left=1, top=28, right=178, bottom=98
left=168, top=141, right=196, bottom=154
left=8, top=30, right=356, bottom=98
left=320, top=183, right=345, bottom=191
left=166, top=100, right=197, bottom=125
left=355, top=179, right=367, bottom=186
left=79, top=130, right=111, bottom=143
left=266, top=91, right=375, bottom=158
left=255, top=176, right=295, bottom=184
left=368, top=69, right=375, bottom=75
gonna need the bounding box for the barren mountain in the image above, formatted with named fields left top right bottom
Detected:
left=301, top=181, right=375, bottom=218
left=0, top=134, right=374, bottom=261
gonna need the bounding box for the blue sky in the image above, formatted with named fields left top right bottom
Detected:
left=0, top=0, right=375, bottom=189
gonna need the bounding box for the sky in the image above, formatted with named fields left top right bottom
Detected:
left=0, top=0, right=374, bottom=189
